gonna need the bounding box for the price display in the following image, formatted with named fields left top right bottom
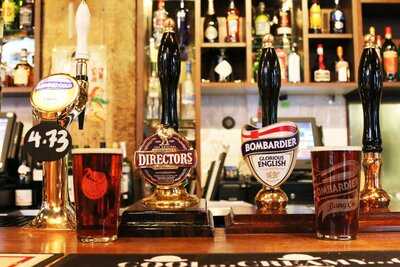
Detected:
left=24, top=121, right=72, bottom=161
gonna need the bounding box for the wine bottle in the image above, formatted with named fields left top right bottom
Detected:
left=382, top=26, right=398, bottom=81
left=15, top=159, right=34, bottom=209
left=254, top=2, right=270, bottom=37
left=214, top=48, right=233, bottom=82
left=225, top=0, right=240, bottom=42
left=120, top=142, right=134, bottom=207
left=181, top=61, right=195, bottom=120
left=309, top=0, right=322, bottom=33
left=19, top=0, right=34, bottom=35
left=330, top=0, right=345, bottom=33
left=204, top=0, right=218, bottom=43
left=153, top=0, right=168, bottom=47
left=2, top=0, right=19, bottom=35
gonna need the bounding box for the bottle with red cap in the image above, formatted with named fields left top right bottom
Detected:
left=382, top=26, right=398, bottom=81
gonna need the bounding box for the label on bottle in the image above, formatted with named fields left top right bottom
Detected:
left=15, top=189, right=33, bottom=207
left=81, top=168, right=108, bottom=200
left=215, top=60, right=233, bottom=82
left=334, top=21, right=344, bottom=31
left=288, top=53, right=301, bottom=83
left=32, top=168, right=43, bottom=182
left=20, top=6, right=33, bottom=27
left=314, top=69, right=331, bottom=82
left=255, top=20, right=270, bottom=36
left=13, top=66, right=30, bottom=86
left=276, top=49, right=288, bottom=82
left=2, top=1, right=16, bottom=25
left=205, top=25, right=218, bottom=42
left=383, top=50, right=398, bottom=75
left=310, top=4, right=321, bottom=30
left=337, top=61, right=349, bottom=82
left=227, top=17, right=238, bottom=36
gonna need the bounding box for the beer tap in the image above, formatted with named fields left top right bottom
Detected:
left=358, top=32, right=390, bottom=210
left=29, top=0, right=90, bottom=229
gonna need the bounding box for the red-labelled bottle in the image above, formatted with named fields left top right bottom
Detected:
left=382, top=26, right=398, bottom=81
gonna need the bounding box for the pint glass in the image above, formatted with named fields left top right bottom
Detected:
left=311, top=147, right=361, bottom=240
left=72, top=148, right=122, bottom=242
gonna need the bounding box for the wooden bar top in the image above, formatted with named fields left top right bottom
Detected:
left=1, top=228, right=400, bottom=254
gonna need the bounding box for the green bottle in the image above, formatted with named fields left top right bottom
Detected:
left=2, top=0, right=20, bottom=35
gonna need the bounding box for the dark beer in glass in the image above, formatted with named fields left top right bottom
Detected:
left=311, top=147, right=361, bottom=240
left=72, top=148, right=122, bottom=242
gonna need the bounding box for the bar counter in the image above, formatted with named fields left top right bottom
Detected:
left=1, top=228, right=400, bottom=254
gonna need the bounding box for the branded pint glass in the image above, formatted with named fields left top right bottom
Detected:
left=72, top=148, right=122, bottom=242
left=311, top=147, right=362, bottom=240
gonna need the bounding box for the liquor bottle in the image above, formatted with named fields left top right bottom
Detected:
left=204, top=0, right=218, bottom=43
left=254, top=2, right=270, bottom=37
left=225, top=0, right=240, bottom=42
left=277, top=3, right=291, bottom=36
left=330, top=0, right=345, bottom=33
left=13, top=48, right=34, bottom=86
left=275, top=48, right=288, bottom=82
left=288, top=42, right=301, bottom=83
left=214, top=48, right=233, bottom=82
left=15, top=159, right=34, bottom=209
left=147, top=63, right=161, bottom=120
left=120, top=142, right=134, bottom=207
left=176, top=0, right=189, bottom=61
left=309, top=0, right=322, bottom=33
left=382, top=26, right=398, bottom=81
left=314, top=44, right=330, bottom=82
left=19, top=0, right=34, bottom=35
left=181, top=61, right=195, bottom=120
left=335, top=46, right=350, bottom=82
left=2, top=0, right=19, bottom=34
left=153, top=0, right=168, bottom=47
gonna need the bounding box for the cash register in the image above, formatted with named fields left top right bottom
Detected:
left=217, top=117, right=322, bottom=204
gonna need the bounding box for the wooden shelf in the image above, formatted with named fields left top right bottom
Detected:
left=201, top=42, right=247, bottom=48
left=383, top=82, right=400, bottom=88
left=361, top=0, right=400, bottom=3
left=308, top=33, right=353, bottom=39
left=201, top=82, right=357, bottom=95
left=2, top=86, right=32, bottom=96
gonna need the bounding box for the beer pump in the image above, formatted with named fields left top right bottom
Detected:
left=241, top=34, right=299, bottom=212
left=358, top=32, right=390, bottom=210
left=28, top=1, right=90, bottom=229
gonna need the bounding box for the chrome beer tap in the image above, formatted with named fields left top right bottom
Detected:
left=29, top=1, right=90, bottom=229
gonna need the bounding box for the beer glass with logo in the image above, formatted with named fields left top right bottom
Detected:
left=311, top=147, right=361, bottom=240
left=72, top=148, right=122, bottom=242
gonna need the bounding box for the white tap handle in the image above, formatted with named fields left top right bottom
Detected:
left=75, top=0, right=90, bottom=60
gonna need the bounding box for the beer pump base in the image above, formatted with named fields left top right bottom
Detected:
left=360, top=189, right=391, bottom=210
left=142, top=186, right=200, bottom=210
left=256, top=186, right=288, bottom=212
left=119, top=198, right=214, bottom=237
left=28, top=206, right=76, bottom=230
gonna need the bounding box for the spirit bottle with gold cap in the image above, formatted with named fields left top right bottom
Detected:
left=335, top=46, right=350, bottom=82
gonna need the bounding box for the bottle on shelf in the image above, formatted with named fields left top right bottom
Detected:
left=225, top=0, right=240, bottom=43
left=13, top=48, right=34, bottom=87
left=276, top=47, right=288, bottom=83
left=181, top=61, right=195, bottom=120
left=120, top=142, right=134, bottom=207
left=147, top=62, right=161, bottom=120
left=277, top=1, right=291, bottom=36
left=314, top=44, right=330, bottom=82
left=2, top=0, right=20, bottom=35
left=335, top=46, right=350, bottom=82
left=214, top=48, right=233, bottom=82
left=19, top=0, right=34, bottom=35
left=288, top=42, right=301, bottom=83
left=254, top=2, right=270, bottom=37
left=382, top=26, right=398, bottom=81
left=15, top=159, right=34, bottom=209
left=176, top=0, right=189, bottom=60
left=309, top=0, right=322, bottom=34
left=330, top=0, right=345, bottom=34
left=204, top=0, right=218, bottom=43
left=153, top=0, right=168, bottom=47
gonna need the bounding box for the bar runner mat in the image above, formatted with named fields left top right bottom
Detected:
left=53, top=251, right=400, bottom=267
left=0, top=253, right=62, bottom=267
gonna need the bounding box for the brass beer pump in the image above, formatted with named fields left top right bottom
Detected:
left=358, top=32, right=390, bottom=210
left=29, top=1, right=90, bottom=229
